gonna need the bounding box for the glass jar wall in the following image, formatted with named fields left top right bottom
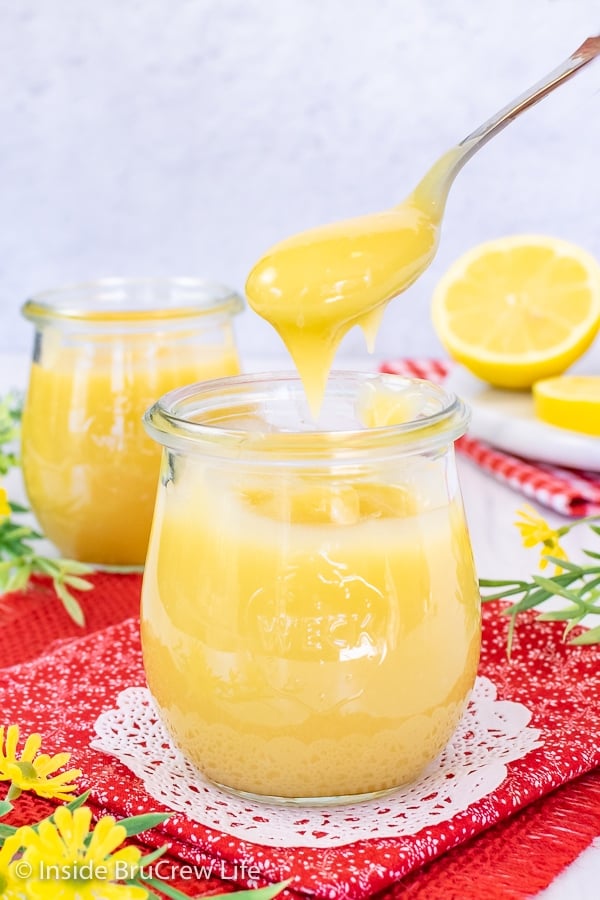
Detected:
left=21, top=277, right=243, bottom=566
left=141, top=372, right=481, bottom=804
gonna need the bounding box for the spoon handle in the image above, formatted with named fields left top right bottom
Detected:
left=459, top=35, right=600, bottom=158
left=414, top=35, right=600, bottom=210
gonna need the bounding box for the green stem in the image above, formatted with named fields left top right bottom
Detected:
left=557, top=514, right=600, bottom=537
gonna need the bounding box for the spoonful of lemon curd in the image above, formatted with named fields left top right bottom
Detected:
left=246, top=36, right=600, bottom=413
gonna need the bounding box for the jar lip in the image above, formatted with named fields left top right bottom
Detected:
left=22, top=276, right=245, bottom=324
left=144, top=371, right=470, bottom=464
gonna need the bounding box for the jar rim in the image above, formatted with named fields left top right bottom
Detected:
left=22, top=276, right=245, bottom=324
left=144, top=371, right=470, bottom=464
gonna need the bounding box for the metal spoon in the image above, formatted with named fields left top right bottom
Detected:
left=413, top=34, right=600, bottom=213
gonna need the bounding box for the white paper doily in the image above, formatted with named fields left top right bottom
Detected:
left=91, top=676, right=542, bottom=848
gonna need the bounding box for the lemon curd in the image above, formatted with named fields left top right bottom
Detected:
left=21, top=279, right=243, bottom=566
left=141, top=374, right=480, bottom=802
left=245, top=150, right=461, bottom=411
left=22, top=347, right=239, bottom=565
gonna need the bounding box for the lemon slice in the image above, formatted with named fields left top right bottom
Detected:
left=533, top=375, right=600, bottom=436
left=431, top=235, right=600, bottom=388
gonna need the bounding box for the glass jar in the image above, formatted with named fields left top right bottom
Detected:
left=141, top=372, right=481, bottom=804
left=21, top=277, right=244, bottom=566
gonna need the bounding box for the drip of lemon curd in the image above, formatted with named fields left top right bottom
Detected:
left=356, top=379, right=426, bottom=428
left=245, top=148, right=464, bottom=413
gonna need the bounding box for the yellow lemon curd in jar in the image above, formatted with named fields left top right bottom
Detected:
left=141, top=440, right=480, bottom=801
left=21, top=335, right=240, bottom=566
left=141, top=153, right=480, bottom=801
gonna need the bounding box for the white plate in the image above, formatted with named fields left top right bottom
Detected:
left=445, top=366, right=600, bottom=472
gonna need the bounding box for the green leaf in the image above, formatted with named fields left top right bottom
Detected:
left=481, top=583, right=533, bottom=601
left=137, top=845, right=168, bottom=868
left=1, top=539, right=32, bottom=556
left=581, top=575, right=600, bottom=596
left=479, top=578, right=527, bottom=588
left=33, top=557, right=61, bottom=577
left=64, top=791, right=91, bottom=811
left=542, top=556, right=581, bottom=573
left=62, top=575, right=94, bottom=592
left=139, top=878, right=291, bottom=900
left=54, top=582, right=85, bottom=626
left=6, top=784, right=21, bottom=802
left=562, top=616, right=586, bottom=637
left=500, top=587, right=550, bottom=615
left=1, top=526, right=33, bottom=542
left=119, top=813, right=171, bottom=838
left=481, top=591, right=509, bottom=603
left=569, top=624, right=600, bottom=645
left=0, top=823, right=18, bottom=840
left=536, top=607, right=581, bottom=621
left=226, top=880, right=292, bottom=898
left=138, top=877, right=196, bottom=900
left=531, top=575, right=588, bottom=608
left=8, top=567, right=33, bottom=593
left=0, top=800, right=13, bottom=817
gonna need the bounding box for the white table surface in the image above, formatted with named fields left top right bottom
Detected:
left=0, top=350, right=598, bottom=897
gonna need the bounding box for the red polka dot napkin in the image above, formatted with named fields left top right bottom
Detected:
left=1, top=580, right=599, bottom=900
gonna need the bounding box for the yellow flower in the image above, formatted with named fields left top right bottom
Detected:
left=0, top=487, right=9, bottom=519
left=514, top=504, right=568, bottom=574
left=17, top=806, right=145, bottom=900
left=0, top=833, right=27, bottom=899
left=0, top=726, right=81, bottom=802
left=0, top=830, right=30, bottom=899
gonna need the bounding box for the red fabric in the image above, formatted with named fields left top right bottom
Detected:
left=386, top=768, right=600, bottom=899
left=380, top=358, right=600, bottom=517
left=1, top=576, right=600, bottom=899
left=0, top=572, right=142, bottom=668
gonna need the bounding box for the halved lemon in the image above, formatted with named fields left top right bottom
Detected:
left=431, top=236, right=600, bottom=388
left=533, top=375, right=600, bottom=436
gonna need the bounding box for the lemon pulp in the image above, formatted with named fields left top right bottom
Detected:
left=431, top=235, right=600, bottom=388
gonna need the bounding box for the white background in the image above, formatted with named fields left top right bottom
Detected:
left=0, top=0, right=599, bottom=366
